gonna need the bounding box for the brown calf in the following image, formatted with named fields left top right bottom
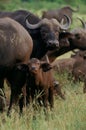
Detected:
left=27, top=58, right=54, bottom=109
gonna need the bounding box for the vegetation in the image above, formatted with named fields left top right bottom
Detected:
left=0, top=0, right=86, bottom=130
left=0, top=73, right=86, bottom=130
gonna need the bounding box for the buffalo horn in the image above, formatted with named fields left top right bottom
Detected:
left=77, top=18, right=86, bottom=29
left=25, top=15, right=50, bottom=29
left=25, top=14, right=71, bottom=30
left=60, top=15, right=71, bottom=30
left=45, top=55, right=50, bottom=63
left=71, top=6, right=79, bottom=12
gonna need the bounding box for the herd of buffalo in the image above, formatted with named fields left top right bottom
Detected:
left=0, top=5, right=86, bottom=116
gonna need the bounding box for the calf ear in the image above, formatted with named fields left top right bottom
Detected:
left=40, top=63, right=52, bottom=72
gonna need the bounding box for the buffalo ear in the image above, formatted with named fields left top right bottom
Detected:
left=83, top=54, right=86, bottom=59
left=40, top=62, right=52, bottom=72
left=75, top=33, right=81, bottom=39
left=59, top=32, right=73, bottom=39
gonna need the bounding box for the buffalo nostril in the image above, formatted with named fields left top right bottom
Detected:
left=31, top=66, right=36, bottom=70
left=55, top=41, right=59, bottom=47
left=48, top=40, right=59, bottom=46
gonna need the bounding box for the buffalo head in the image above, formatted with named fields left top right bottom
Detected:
left=70, top=18, right=86, bottom=49
left=25, top=15, right=71, bottom=50
left=42, top=6, right=79, bottom=23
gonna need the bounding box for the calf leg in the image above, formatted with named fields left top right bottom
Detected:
left=48, top=87, right=54, bottom=109
left=83, top=81, right=86, bottom=93
left=42, top=90, right=48, bottom=109
left=54, top=84, right=65, bottom=100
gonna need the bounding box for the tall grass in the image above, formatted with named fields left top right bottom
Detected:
left=0, top=72, right=86, bottom=130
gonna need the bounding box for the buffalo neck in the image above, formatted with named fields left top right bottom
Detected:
left=30, top=32, right=48, bottom=59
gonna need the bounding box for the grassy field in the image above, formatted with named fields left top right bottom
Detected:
left=0, top=73, right=86, bottom=130
left=0, top=0, right=86, bottom=130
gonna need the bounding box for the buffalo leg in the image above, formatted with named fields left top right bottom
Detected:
left=42, top=90, right=48, bottom=109
left=19, top=95, right=24, bottom=115
left=83, top=81, right=86, bottom=93
left=0, top=79, right=5, bottom=98
left=7, top=87, right=18, bottom=116
left=7, top=91, right=13, bottom=116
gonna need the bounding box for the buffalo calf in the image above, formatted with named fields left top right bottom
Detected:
left=27, top=58, right=54, bottom=110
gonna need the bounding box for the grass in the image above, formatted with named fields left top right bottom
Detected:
left=0, top=72, right=86, bottom=130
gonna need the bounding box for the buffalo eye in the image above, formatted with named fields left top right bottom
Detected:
left=75, top=34, right=81, bottom=39
left=41, top=30, right=48, bottom=38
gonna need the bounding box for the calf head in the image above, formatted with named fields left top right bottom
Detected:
left=25, top=15, right=71, bottom=50
left=28, top=58, right=52, bottom=74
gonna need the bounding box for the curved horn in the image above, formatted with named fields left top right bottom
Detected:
left=60, top=15, right=71, bottom=30
left=25, top=14, right=42, bottom=29
left=25, top=14, right=50, bottom=29
left=72, top=49, right=79, bottom=54
left=70, top=6, right=79, bottom=12
left=77, top=17, right=86, bottom=29
left=45, top=55, right=50, bottom=63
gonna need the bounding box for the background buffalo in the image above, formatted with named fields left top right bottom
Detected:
left=42, top=6, right=79, bottom=23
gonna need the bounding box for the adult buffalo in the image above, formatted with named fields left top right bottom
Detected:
left=69, top=18, right=86, bottom=49
left=0, top=17, right=33, bottom=104
left=45, top=18, right=86, bottom=63
left=0, top=10, right=71, bottom=59
left=0, top=17, right=33, bottom=66
left=72, top=52, right=86, bottom=93
left=42, top=6, right=78, bottom=23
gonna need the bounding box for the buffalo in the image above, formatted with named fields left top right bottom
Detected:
left=0, top=64, right=29, bottom=115
left=5, top=64, right=29, bottom=116
left=0, top=17, right=33, bottom=66
left=52, top=50, right=86, bottom=73
left=42, top=6, right=78, bottom=23
left=72, top=50, right=86, bottom=82
left=69, top=18, right=86, bottom=50
left=26, top=58, right=55, bottom=110
left=0, top=17, right=33, bottom=109
left=0, top=10, right=71, bottom=59
left=72, top=57, right=86, bottom=93
left=45, top=18, right=86, bottom=62
left=5, top=60, right=64, bottom=115
left=52, top=58, right=76, bottom=73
